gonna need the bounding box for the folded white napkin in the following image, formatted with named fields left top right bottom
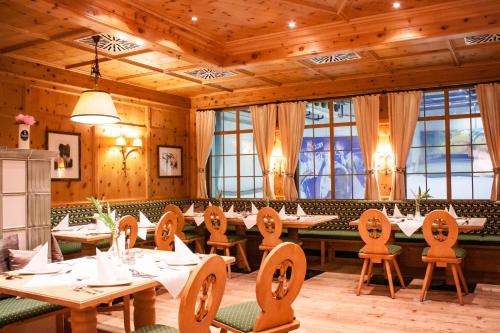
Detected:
left=96, top=249, right=131, bottom=284
left=138, top=211, right=155, bottom=240
left=251, top=202, right=259, bottom=215
left=52, top=214, right=70, bottom=231
left=185, top=204, right=194, bottom=215
left=193, top=215, right=204, bottom=226
left=397, top=218, right=423, bottom=237
left=381, top=206, right=388, bottom=216
left=393, top=204, right=404, bottom=218
left=134, top=256, right=189, bottom=298
left=444, top=206, right=449, bottom=213
left=174, top=235, right=201, bottom=263
left=279, top=205, right=287, bottom=219
left=227, top=205, right=234, bottom=214
left=296, top=204, right=307, bottom=216
left=21, top=243, right=49, bottom=273
left=243, top=215, right=257, bottom=229
left=448, top=204, right=458, bottom=218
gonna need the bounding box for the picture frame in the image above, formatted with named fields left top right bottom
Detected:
left=157, top=145, right=182, bottom=178
left=46, top=131, right=81, bottom=180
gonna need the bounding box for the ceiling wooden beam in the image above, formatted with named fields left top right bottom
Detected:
left=235, top=69, right=282, bottom=86
left=295, top=60, right=335, bottom=80
left=8, top=0, right=223, bottom=67
left=281, top=0, right=340, bottom=16
left=366, top=50, right=394, bottom=73
left=447, top=40, right=461, bottom=66
left=222, top=0, right=500, bottom=67
left=0, top=55, right=190, bottom=108
left=0, top=27, right=91, bottom=54
left=116, top=72, right=157, bottom=81
left=192, top=59, right=500, bottom=109
left=336, top=0, right=350, bottom=20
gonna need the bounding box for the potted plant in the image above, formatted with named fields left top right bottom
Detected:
left=411, top=186, right=432, bottom=220
left=15, top=114, right=36, bottom=149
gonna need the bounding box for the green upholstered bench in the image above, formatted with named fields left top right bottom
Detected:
left=0, top=296, right=65, bottom=329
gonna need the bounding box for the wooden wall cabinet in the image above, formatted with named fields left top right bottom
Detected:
left=0, top=148, right=57, bottom=249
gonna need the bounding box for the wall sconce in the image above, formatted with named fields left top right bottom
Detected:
left=116, top=136, right=143, bottom=175
left=376, top=142, right=394, bottom=175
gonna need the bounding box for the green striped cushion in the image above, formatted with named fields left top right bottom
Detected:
left=0, top=297, right=64, bottom=327
left=226, top=235, right=246, bottom=243
left=57, top=241, right=81, bottom=255
left=96, top=239, right=111, bottom=249
left=422, top=247, right=466, bottom=258
left=134, top=324, right=178, bottom=333
left=215, top=301, right=261, bottom=333
left=359, top=244, right=402, bottom=255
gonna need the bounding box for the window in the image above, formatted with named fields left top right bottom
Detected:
left=298, top=100, right=365, bottom=199
left=210, top=110, right=262, bottom=198
left=406, top=88, right=493, bottom=199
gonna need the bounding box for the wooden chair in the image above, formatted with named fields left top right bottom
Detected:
left=356, top=209, right=405, bottom=299
left=154, top=211, right=177, bottom=251
left=165, top=204, right=205, bottom=253
left=115, top=215, right=139, bottom=249
left=420, top=210, right=468, bottom=305
left=212, top=242, right=307, bottom=333
left=134, top=254, right=227, bottom=333
left=257, top=207, right=303, bottom=267
left=205, top=205, right=250, bottom=278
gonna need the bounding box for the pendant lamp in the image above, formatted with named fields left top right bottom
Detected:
left=71, top=35, right=120, bottom=124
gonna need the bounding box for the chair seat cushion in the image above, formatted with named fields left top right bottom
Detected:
left=215, top=301, right=260, bottom=333
left=134, top=324, right=179, bottom=333
left=57, top=241, right=81, bottom=255
left=359, top=244, right=402, bottom=255
left=96, top=239, right=111, bottom=249
left=0, top=297, right=64, bottom=328
left=145, top=232, right=155, bottom=241
left=422, top=247, right=466, bottom=258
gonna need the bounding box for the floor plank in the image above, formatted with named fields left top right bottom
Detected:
left=96, top=267, right=500, bottom=333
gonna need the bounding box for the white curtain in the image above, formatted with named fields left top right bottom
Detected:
left=278, top=102, right=306, bottom=200
left=476, top=83, right=500, bottom=200
left=388, top=91, right=422, bottom=200
left=196, top=110, right=216, bottom=198
left=250, top=104, right=277, bottom=199
left=354, top=95, right=381, bottom=200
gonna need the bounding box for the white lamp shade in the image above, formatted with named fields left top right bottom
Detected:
left=71, top=90, right=121, bottom=124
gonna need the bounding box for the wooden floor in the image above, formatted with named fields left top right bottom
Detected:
left=97, top=263, right=500, bottom=333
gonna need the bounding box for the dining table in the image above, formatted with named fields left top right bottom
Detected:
left=53, top=226, right=156, bottom=256
left=0, top=248, right=235, bottom=333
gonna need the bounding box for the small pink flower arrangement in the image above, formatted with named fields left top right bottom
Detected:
left=15, top=114, right=37, bottom=126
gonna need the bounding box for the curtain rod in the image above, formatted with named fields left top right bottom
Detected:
left=196, top=79, right=500, bottom=111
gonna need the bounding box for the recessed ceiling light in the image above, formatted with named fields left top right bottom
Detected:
left=191, top=16, right=198, bottom=22
left=288, top=21, right=296, bottom=29
left=393, top=2, right=401, bottom=9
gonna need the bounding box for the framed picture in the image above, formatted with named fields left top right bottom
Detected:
left=46, top=131, right=81, bottom=180
left=158, top=145, right=182, bottom=177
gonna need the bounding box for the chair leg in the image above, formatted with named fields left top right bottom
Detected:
left=237, top=243, right=251, bottom=272
left=210, top=246, right=216, bottom=254
left=260, top=250, right=268, bottom=268
left=356, top=258, right=369, bottom=296
left=366, top=260, right=374, bottom=286
left=384, top=259, right=395, bottom=299
left=320, top=240, right=326, bottom=267
left=457, top=264, right=469, bottom=295
left=196, top=240, right=205, bottom=254
left=451, top=263, right=464, bottom=305
left=55, top=313, right=65, bottom=333
left=420, top=262, right=434, bottom=302
left=224, top=247, right=232, bottom=279
left=123, top=295, right=131, bottom=333
left=392, top=258, right=406, bottom=288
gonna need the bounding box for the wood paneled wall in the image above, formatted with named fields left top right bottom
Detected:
left=0, top=75, right=190, bottom=206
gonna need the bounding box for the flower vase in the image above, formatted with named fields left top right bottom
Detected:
left=415, top=201, right=421, bottom=221
left=111, top=230, right=121, bottom=258
left=18, top=124, right=30, bottom=149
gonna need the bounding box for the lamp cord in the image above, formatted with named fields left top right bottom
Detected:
left=90, top=35, right=101, bottom=87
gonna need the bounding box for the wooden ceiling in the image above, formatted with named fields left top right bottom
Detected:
left=0, top=0, right=499, bottom=101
